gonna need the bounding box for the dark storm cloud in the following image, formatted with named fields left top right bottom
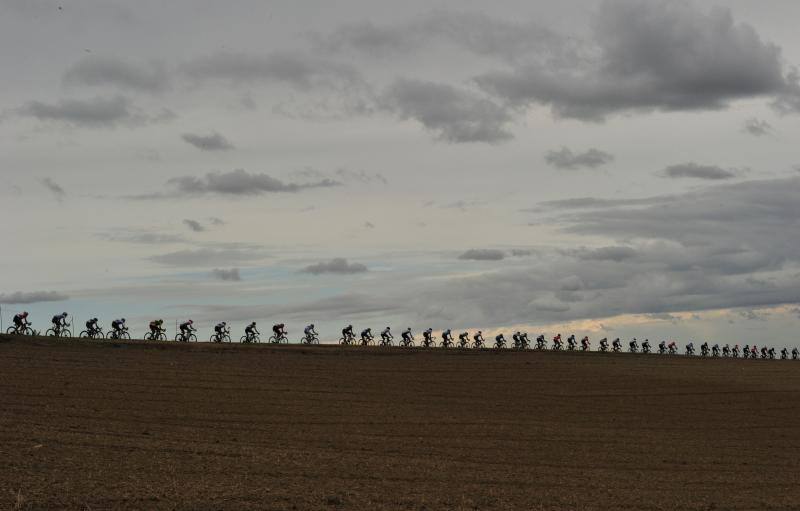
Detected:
left=40, top=178, right=65, bottom=201
left=211, top=268, right=241, bottom=281
left=475, top=0, right=799, bottom=120
left=544, top=147, right=614, bottom=170
left=15, top=96, right=171, bottom=128
left=182, top=219, right=205, bottom=232
left=149, top=247, right=268, bottom=267
left=458, top=249, right=506, bottom=261
left=301, top=258, right=368, bottom=275
left=167, top=169, right=340, bottom=196
left=742, top=118, right=772, bottom=136
left=62, top=56, right=170, bottom=92
left=660, top=163, right=737, bottom=180
left=181, top=132, right=234, bottom=151
left=182, top=51, right=363, bottom=91
left=0, top=291, right=69, bottom=304
left=380, top=79, right=513, bottom=143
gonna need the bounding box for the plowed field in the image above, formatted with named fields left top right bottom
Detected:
left=1, top=335, right=799, bottom=510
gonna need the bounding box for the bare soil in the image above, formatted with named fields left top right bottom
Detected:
left=1, top=335, right=799, bottom=510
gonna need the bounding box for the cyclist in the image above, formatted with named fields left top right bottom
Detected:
left=612, top=338, right=622, bottom=352
left=213, top=321, right=228, bottom=340
left=495, top=333, right=506, bottom=348
left=441, top=329, right=453, bottom=347
left=722, top=344, right=731, bottom=357
left=581, top=336, right=590, bottom=351
left=149, top=318, right=164, bottom=336
left=750, top=345, right=758, bottom=358
left=732, top=344, right=740, bottom=357
left=360, top=327, right=373, bottom=344
left=552, top=333, right=563, bottom=350
left=12, top=311, right=30, bottom=333
left=567, top=334, right=577, bottom=350
left=658, top=340, right=667, bottom=354
left=244, top=321, right=259, bottom=341
left=599, top=337, right=609, bottom=352
left=793, top=347, right=799, bottom=360
left=111, top=318, right=127, bottom=335
left=519, top=332, right=530, bottom=348
left=422, top=328, right=433, bottom=345
left=667, top=341, right=677, bottom=354
left=179, top=319, right=195, bottom=340
left=272, top=323, right=286, bottom=341
left=473, top=330, right=484, bottom=348
left=685, top=342, right=694, bottom=355
left=629, top=338, right=639, bottom=352
left=381, top=326, right=393, bottom=344
left=700, top=341, right=709, bottom=356
left=402, top=328, right=414, bottom=345
left=743, top=344, right=750, bottom=358
left=51, top=312, right=69, bottom=333
left=304, top=323, right=318, bottom=342
left=536, top=334, right=547, bottom=349
left=781, top=347, right=789, bottom=360
left=342, top=324, right=355, bottom=343
left=458, top=331, right=470, bottom=347
left=760, top=346, right=768, bottom=359
left=712, top=343, right=720, bottom=357
left=86, top=317, right=100, bottom=337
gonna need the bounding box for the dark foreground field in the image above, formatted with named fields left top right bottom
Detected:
left=1, top=335, right=799, bottom=510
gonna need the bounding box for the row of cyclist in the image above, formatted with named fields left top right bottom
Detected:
left=7, top=313, right=800, bottom=359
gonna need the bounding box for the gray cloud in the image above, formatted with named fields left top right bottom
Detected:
left=544, top=147, right=614, bottom=170
left=510, top=249, right=532, bottom=257
left=98, top=231, right=186, bottom=244
left=475, top=0, right=799, bottom=120
left=660, top=162, right=737, bottom=180
left=317, top=10, right=570, bottom=64
left=15, top=96, right=171, bottom=128
left=211, top=268, right=241, bottom=281
left=149, top=247, right=268, bottom=267
left=301, top=258, right=368, bottom=275
left=0, top=291, right=69, bottom=304
left=40, top=177, right=65, bottom=201
left=743, top=118, right=772, bottom=136
left=458, top=249, right=506, bottom=261
left=208, top=217, right=225, bottom=226
left=167, top=169, right=340, bottom=196
left=181, top=132, right=234, bottom=151
left=380, top=79, right=513, bottom=144
left=183, top=219, right=205, bottom=232
left=576, top=246, right=637, bottom=262
left=534, top=195, right=674, bottom=211
left=182, top=51, right=363, bottom=91
left=63, top=56, right=170, bottom=92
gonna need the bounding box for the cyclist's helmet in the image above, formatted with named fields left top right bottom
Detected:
left=188, top=319, right=193, bottom=324
left=93, top=317, right=98, bottom=321
left=221, top=321, right=226, bottom=325
left=22, top=311, right=29, bottom=317
left=121, top=318, right=126, bottom=322
left=252, top=321, right=256, bottom=325
left=62, top=312, right=68, bottom=317
left=310, top=323, right=314, bottom=328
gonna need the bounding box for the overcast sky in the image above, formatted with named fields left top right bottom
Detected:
left=2, top=0, right=800, bottom=346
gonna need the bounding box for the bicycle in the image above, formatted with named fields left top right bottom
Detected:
left=440, top=336, right=454, bottom=349
left=421, top=335, right=436, bottom=348
left=472, top=337, right=485, bottom=349
left=383, top=335, right=397, bottom=347
left=458, top=337, right=470, bottom=349
left=175, top=330, right=198, bottom=342
left=144, top=328, right=167, bottom=341
left=269, top=333, right=289, bottom=344
left=240, top=332, right=260, bottom=343
left=339, top=334, right=355, bottom=346
left=301, top=334, right=320, bottom=345
left=6, top=323, right=35, bottom=336
left=210, top=329, right=232, bottom=343
left=79, top=327, right=104, bottom=339
left=359, top=335, right=374, bottom=346
left=107, top=327, right=131, bottom=340
left=46, top=323, right=72, bottom=338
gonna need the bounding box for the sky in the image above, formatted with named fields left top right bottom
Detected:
left=2, top=0, right=800, bottom=346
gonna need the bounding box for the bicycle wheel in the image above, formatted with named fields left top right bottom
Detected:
left=223, top=335, right=231, bottom=343
left=120, top=331, right=130, bottom=340
left=269, top=335, right=278, bottom=343
left=105, top=331, right=116, bottom=339
left=62, top=329, right=72, bottom=338
left=6, top=326, right=17, bottom=334
left=175, top=333, right=183, bottom=342
left=46, top=328, right=57, bottom=337
left=79, top=330, right=90, bottom=338
left=188, top=334, right=197, bottom=342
